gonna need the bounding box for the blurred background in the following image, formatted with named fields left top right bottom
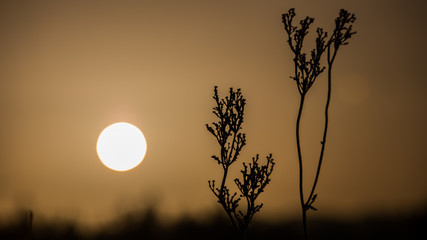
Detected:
left=0, top=0, right=426, bottom=238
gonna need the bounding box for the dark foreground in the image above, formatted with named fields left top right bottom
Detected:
left=1, top=207, right=426, bottom=240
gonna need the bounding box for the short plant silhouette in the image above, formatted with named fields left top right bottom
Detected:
left=206, top=86, right=275, bottom=240
left=281, top=8, right=356, bottom=239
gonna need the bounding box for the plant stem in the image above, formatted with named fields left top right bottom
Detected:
left=220, top=166, right=229, bottom=195
left=219, top=167, right=239, bottom=232
left=306, top=45, right=337, bottom=207
left=302, top=208, right=308, bottom=240
left=296, top=94, right=308, bottom=240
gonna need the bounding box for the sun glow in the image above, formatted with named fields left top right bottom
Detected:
left=96, top=122, right=147, bottom=171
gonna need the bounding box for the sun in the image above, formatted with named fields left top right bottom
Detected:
left=96, top=122, right=147, bottom=171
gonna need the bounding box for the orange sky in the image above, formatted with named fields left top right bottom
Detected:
left=0, top=0, right=426, bottom=229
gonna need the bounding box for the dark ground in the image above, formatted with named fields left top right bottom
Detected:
left=1, top=206, right=426, bottom=240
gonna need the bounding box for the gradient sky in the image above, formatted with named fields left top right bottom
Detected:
left=0, top=0, right=426, bottom=230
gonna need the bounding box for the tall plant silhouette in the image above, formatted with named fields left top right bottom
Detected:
left=206, top=86, right=275, bottom=240
left=282, top=8, right=356, bottom=239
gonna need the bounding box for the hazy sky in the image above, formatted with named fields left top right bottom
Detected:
left=0, top=0, right=426, bottom=229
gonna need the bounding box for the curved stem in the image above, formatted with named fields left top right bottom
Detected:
left=219, top=167, right=229, bottom=197
left=296, top=94, right=308, bottom=240
left=306, top=46, right=336, bottom=207
left=219, top=167, right=239, bottom=232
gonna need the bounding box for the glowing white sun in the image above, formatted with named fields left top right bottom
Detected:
left=96, top=122, right=147, bottom=171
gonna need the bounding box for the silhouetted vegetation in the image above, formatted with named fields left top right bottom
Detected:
left=206, top=86, right=275, bottom=239
left=281, top=8, right=356, bottom=239
left=1, top=206, right=426, bottom=239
